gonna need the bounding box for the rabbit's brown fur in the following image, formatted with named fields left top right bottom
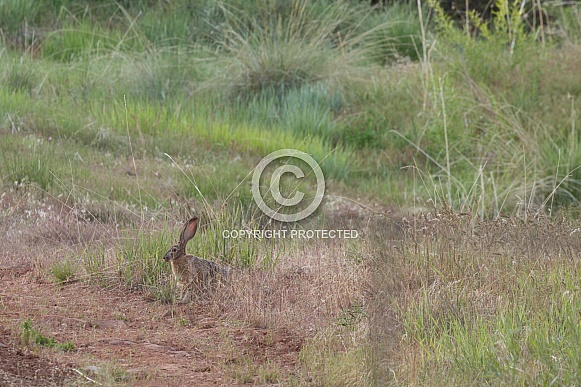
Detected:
left=163, top=217, right=230, bottom=303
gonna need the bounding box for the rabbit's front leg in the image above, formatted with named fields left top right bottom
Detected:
left=176, top=282, right=192, bottom=304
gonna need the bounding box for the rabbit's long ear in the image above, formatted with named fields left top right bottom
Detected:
left=180, top=217, right=199, bottom=246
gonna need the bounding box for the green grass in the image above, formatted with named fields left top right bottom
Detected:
left=370, top=210, right=581, bottom=385
left=50, top=259, right=76, bottom=285
left=0, top=134, right=63, bottom=191
left=20, top=319, right=75, bottom=352
left=300, top=328, right=368, bottom=386
left=114, top=227, right=175, bottom=302
left=0, top=0, right=41, bottom=36
left=3, top=0, right=576, bottom=212
left=40, top=20, right=141, bottom=62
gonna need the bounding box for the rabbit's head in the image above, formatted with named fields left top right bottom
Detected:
left=163, top=217, right=199, bottom=262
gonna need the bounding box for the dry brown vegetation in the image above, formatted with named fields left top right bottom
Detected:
left=0, top=189, right=372, bottom=385
left=1, top=181, right=581, bottom=386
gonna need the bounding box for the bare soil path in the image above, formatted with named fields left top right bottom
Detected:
left=0, top=264, right=304, bottom=385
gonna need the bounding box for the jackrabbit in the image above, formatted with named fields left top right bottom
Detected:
left=163, top=217, right=230, bottom=303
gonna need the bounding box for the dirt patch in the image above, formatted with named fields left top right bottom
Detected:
left=0, top=328, right=78, bottom=386
left=0, top=265, right=32, bottom=279
left=0, top=268, right=307, bottom=385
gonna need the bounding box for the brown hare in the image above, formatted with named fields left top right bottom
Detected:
left=163, top=217, right=230, bottom=303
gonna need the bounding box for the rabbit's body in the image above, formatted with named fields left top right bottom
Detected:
left=163, top=217, right=230, bottom=303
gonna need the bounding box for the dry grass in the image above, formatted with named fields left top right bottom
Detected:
left=3, top=179, right=581, bottom=385
left=370, top=207, right=581, bottom=385
left=211, top=239, right=367, bottom=329
left=0, top=189, right=371, bottom=385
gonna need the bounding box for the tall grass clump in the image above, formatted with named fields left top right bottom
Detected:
left=0, top=135, right=61, bottom=191
left=50, top=259, right=76, bottom=285
left=215, top=0, right=364, bottom=97
left=137, top=5, right=201, bottom=46
left=137, top=1, right=228, bottom=46
left=0, top=55, right=41, bottom=95
left=0, top=0, right=40, bottom=36
left=40, top=20, right=142, bottom=62
left=359, top=2, right=423, bottom=63
left=119, top=48, right=209, bottom=102
left=167, top=206, right=279, bottom=269
left=115, top=228, right=175, bottom=302
left=191, top=209, right=266, bottom=268
left=229, top=83, right=339, bottom=141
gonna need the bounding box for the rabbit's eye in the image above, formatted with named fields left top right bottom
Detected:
left=172, top=247, right=177, bottom=252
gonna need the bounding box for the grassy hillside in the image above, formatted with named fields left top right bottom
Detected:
left=1, top=0, right=581, bottom=385
left=2, top=0, right=580, bottom=215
